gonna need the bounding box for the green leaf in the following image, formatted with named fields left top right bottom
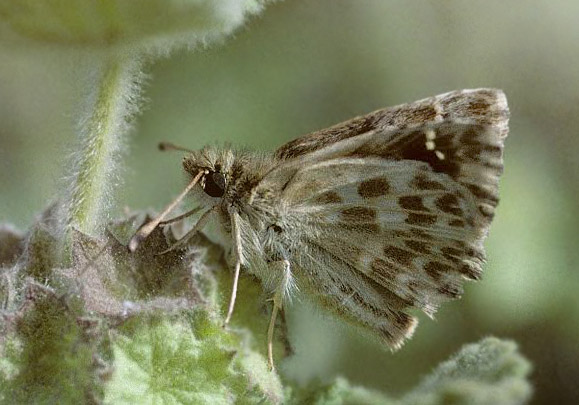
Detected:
left=106, top=313, right=283, bottom=404
left=401, top=337, right=532, bottom=405
left=287, top=377, right=395, bottom=405
left=0, top=294, right=101, bottom=404
left=0, top=212, right=532, bottom=404
left=0, top=0, right=278, bottom=55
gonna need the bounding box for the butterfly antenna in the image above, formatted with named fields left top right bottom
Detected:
left=158, top=142, right=196, bottom=154
left=129, top=170, right=204, bottom=252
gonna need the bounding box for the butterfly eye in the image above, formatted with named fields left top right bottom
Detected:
left=203, top=171, right=226, bottom=197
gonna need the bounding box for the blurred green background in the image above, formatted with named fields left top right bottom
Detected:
left=1, top=1, right=578, bottom=403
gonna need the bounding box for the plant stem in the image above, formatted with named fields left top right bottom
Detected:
left=65, top=55, right=142, bottom=237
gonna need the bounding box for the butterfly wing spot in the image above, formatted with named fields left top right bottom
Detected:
left=460, top=127, right=483, bottom=144
left=377, top=126, right=461, bottom=177
left=404, top=239, right=431, bottom=254
left=448, top=219, right=466, bottom=228
left=313, top=191, right=343, bottom=204
left=357, top=177, right=390, bottom=198
left=435, top=194, right=463, bottom=216
left=424, top=261, right=453, bottom=281
left=441, top=247, right=463, bottom=263
left=463, top=183, right=499, bottom=221
left=405, top=105, right=440, bottom=124
left=424, top=129, right=438, bottom=154
left=465, top=246, right=485, bottom=262
left=411, top=173, right=446, bottom=190
left=466, top=98, right=492, bottom=115
left=460, top=263, right=482, bottom=280
left=336, top=205, right=381, bottom=233
left=405, top=213, right=437, bottom=226
left=465, top=183, right=499, bottom=204
left=398, top=196, right=429, bottom=212
left=409, top=229, right=434, bottom=240
left=341, top=207, right=377, bottom=222
left=383, top=245, right=416, bottom=266
left=425, top=129, right=436, bottom=141
left=462, top=144, right=501, bottom=162
left=296, top=243, right=420, bottom=347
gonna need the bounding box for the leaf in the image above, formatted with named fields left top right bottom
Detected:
left=0, top=208, right=532, bottom=404
left=401, top=337, right=532, bottom=405
left=1, top=211, right=285, bottom=404
left=287, top=377, right=395, bottom=405
left=0, top=0, right=279, bottom=55
left=106, top=312, right=283, bottom=404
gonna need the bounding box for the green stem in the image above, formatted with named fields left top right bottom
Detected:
left=65, top=55, right=142, bottom=237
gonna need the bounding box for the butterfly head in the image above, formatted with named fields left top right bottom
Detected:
left=181, top=146, right=238, bottom=203
left=181, top=145, right=277, bottom=207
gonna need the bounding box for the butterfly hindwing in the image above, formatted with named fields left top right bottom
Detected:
left=281, top=158, right=487, bottom=347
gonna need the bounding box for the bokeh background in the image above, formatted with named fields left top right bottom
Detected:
left=1, top=1, right=578, bottom=403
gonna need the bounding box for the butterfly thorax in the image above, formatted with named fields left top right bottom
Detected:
left=182, top=147, right=306, bottom=293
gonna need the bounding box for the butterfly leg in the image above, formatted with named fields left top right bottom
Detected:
left=156, top=206, right=215, bottom=255
left=224, top=260, right=241, bottom=326
left=224, top=211, right=243, bottom=326
left=158, top=206, right=202, bottom=226
left=267, top=259, right=291, bottom=371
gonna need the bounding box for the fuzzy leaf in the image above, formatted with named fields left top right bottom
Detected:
left=0, top=292, right=102, bottom=404
left=54, top=214, right=208, bottom=317
left=0, top=209, right=532, bottom=404
left=106, top=312, right=283, bottom=404
left=287, top=377, right=394, bottom=405
left=0, top=0, right=278, bottom=56
left=0, top=211, right=285, bottom=404
left=401, top=337, right=533, bottom=405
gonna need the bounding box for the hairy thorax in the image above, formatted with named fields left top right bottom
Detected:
left=182, top=146, right=295, bottom=264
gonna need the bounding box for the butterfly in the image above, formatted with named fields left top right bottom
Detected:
left=129, top=88, right=509, bottom=369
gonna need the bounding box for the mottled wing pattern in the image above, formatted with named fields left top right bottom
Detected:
left=283, top=159, right=483, bottom=347
left=272, top=89, right=509, bottom=348
left=277, top=89, right=508, bottom=223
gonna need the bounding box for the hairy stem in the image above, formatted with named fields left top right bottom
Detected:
left=64, top=55, right=143, bottom=237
